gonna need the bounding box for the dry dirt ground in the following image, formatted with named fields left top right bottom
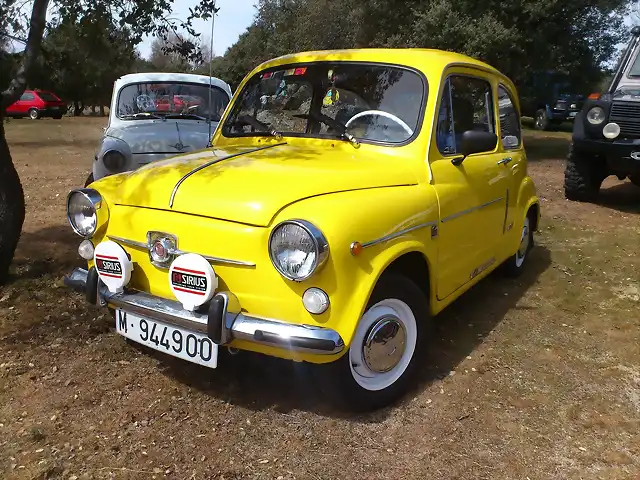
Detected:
left=1, top=117, right=639, bottom=480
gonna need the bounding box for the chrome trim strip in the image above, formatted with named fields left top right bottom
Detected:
left=107, top=235, right=256, bottom=267
left=169, top=142, right=287, bottom=208
left=361, top=220, right=438, bottom=249
left=108, top=235, right=147, bottom=249
left=502, top=190, right=509, bottom=233
left=174, top=249, right=256, bottom=267
left=440, top=197, right=505, bottom=223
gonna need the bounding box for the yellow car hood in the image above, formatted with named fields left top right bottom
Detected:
left=109, top=143, right=418, bottom=227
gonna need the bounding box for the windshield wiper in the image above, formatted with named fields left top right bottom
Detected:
left=234, top=114, right=282, bottom=139
left=120, top=112, right=164, bottom=120
left=164, top=113, right=209, bottom=121
left=298, top=111, right=360, bottom=148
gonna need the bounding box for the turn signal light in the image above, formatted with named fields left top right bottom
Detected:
left=588, top=92, right=601, bottom=100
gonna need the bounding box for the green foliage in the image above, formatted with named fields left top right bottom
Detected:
left=209, top=0, right=632, bottom=95
left=28, top=10, right=138, bottom=109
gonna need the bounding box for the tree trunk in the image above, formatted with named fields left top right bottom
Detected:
left=99, top=105, right=105, bottom=116
left=74, top=101, right=81, bottom=116
left=0, top=0, right=50, bottom=284
left=0, top=112, right=26, bottom=284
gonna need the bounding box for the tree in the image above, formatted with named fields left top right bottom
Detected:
left=30, top=10, right=138, bottom=115
left=0, top=0, right=220, bottom=284
left=211, top=0, right=631, bottom=95
left=149, top=31, right=211, bottom=73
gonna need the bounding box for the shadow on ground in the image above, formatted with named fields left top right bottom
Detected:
left=597, top=181, right=640, bottom=215
left=523, top=134, right=571, bottom=161
left=156, top=245, right=552, bottom=420
left=7, top=225, right=81, bottom=282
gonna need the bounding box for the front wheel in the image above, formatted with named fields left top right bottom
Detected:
left=319, top=274, right=429, bottom=411
left=28, top=108, right=40, bottom=120
left=564, top=144, right=608, bottom=201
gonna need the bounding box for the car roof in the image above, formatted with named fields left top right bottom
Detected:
left=248, top=48, right=514, bottom=88
left=114, top=72, right=232, bottom=97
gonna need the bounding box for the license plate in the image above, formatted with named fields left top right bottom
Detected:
left=115, top=309, right=218, bottom=368
left=569, top=112, right=577, bottom=117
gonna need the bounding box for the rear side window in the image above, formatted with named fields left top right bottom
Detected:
left=37, top=91, right=59, bottom=102
left=497, top=85, right=521, bottom=149
left=21, top=93, right=35, bottom=101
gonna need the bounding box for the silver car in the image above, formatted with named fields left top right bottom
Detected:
left=86, top=72, right=233, bottom=186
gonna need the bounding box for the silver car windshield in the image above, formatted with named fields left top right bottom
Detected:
left=117, top=82, right=230, bottom=121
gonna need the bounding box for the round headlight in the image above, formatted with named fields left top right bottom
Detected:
left=586, top=106, right=606, bottom=125
left=67, top=189, right=103, bottom=237
left=103, top=150, right=126, bottom=173
left=603, top=122, right=620, bottom=139
left=269, top=220, right=329, bottom=281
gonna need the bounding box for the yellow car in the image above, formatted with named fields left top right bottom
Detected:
left=64, top=48, right=540, bottom=410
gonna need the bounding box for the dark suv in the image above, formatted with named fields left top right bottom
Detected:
left=520, top=72, right=585, bottom=131
left=564, top=27, right=640, bottom=201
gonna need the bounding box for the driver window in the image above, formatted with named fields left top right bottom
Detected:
left=436, top=75, right=495, bottom=155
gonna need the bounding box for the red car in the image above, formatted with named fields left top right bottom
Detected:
left=5, top=89, right=66, bottom=119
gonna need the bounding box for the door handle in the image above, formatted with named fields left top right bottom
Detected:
left=497, top=157, right=513, bottom=166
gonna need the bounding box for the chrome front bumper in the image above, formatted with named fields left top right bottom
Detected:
left=64, top=267, right=344, bottom=355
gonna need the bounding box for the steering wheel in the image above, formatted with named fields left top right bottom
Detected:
left=345, top=110, right=414, bottom=136
left=136, top=94, right=154, bottom=112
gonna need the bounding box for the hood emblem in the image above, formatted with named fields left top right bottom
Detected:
left=170, top=141, right=186, bottom=151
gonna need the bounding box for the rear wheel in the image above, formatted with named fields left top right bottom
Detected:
left=319, top=274, right=429, bottom=411
left=28, top=108, right=40, bottom=120
left=564, top=144, right=608, bottom=201
left=501, top=213, right=534, bottom=277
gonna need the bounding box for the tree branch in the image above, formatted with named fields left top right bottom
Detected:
left=1, top=0, right=50, bottom=110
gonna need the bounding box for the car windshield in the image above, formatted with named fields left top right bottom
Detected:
left=117, top=82, right=230, bottom=121
left=629, top=50, right=640, bottom=77
left=222, top=62, right=425, bottom=145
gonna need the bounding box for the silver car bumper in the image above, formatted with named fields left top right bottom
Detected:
left=64, top=267, right=344, bottom=356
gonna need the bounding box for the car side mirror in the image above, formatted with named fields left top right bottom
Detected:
left=451, top=130, right=498, bottom=166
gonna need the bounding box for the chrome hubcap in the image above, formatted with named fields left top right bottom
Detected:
left=362, top=316, right=406, bottom=373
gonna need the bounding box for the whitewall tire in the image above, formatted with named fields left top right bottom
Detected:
left=502, top=214, right=534, bottom=277
left=320, top=273, right=429, bottom=411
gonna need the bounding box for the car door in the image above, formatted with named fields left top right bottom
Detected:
left=496, top=83, right=526, bottom=248
left=430, top=68, right=511, bottom=300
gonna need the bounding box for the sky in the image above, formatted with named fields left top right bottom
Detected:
left=137, top=0, right=258, bottom=59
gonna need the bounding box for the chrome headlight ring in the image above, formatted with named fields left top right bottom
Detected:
left=268, top=219, right=329, bottom=281
left=66, top=188, right=108, bottom=238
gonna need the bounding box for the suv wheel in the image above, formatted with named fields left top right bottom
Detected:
left=318, top=274, right=429, bottom=412
left=534, top=109, right=549, bottom=131
left=564, top=144, right=608, bottom=201
left=28, top=108, right=40, bottom=120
